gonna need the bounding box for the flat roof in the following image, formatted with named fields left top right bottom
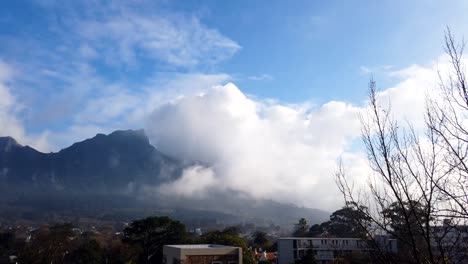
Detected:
left=165, top=244, right=237, bottom=249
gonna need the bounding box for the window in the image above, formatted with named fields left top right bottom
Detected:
left=299, top=250, right=305, bottom=258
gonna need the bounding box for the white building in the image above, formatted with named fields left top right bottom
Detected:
left=163, top=244, right=242, bottom=264
left=277, top=237, right=397, bottom=264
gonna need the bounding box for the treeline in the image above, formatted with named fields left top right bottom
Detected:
left=292, top=202, right=370, bottom=238
left=0, top=216, right=275, bottom=264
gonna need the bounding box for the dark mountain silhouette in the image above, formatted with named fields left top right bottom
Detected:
left=0, top=130, right=329, bottom=228
left=0, top=129, right=182, bottom=191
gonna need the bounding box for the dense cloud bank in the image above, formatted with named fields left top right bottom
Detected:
left=146, top=83, right=360, bottom=209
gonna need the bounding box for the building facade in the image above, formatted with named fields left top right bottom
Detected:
left=163, top=244, right=242, bottom=264
left=277, top=237, right=397, bottom=264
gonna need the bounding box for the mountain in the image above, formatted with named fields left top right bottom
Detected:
left=0, top=129, right=182, bottom=191
left=0, top=130, right=329, bottom=229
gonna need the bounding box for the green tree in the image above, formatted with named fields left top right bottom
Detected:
left=252, top=231, right=271, bottom=249
left=65, top=239, right=103, bottom=264
left=308, top=223, right=326, bottom=237
left=328, top=203, right=371, bottom=238
left=222, top=226, right=242, bottom=236
left=105, top=240, right=140, bottom=264
left=19, top=223, right=77, bottom=264
left=122, top=216, right=187, bottom=264
left=293, top=218, right=309, bottom=237
left=309, top=203, right=371, bottom=238
left=382, top=200, right=431, bottom=259
left=199, top=229, right=255, bottom=264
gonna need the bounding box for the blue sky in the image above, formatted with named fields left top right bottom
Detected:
left=0, top=1, right=468, bottom=140
left=0, top=0, right=466, bottom=148
left=0, top=0, right=467, bottom=207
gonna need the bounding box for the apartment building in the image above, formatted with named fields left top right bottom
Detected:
left=163, top=244, right=242, bottom=264
left=277, top=237, right=397, bottom=264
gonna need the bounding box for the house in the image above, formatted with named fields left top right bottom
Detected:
left=255, top=250, right=277, bottom=263
left=277, top=237, right=397, bottom=264
left=163, top=244, right=242, bottom=264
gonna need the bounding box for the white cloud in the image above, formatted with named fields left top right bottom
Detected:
left=376, top=54, right=459, bottom=130
left=143, top=54, right=468, bottom=209
left=248, top=74, right=274, bottom=81
left=146, top=83, right=362, bottom=209
left=158, top=165, right=217, bottom=199
left=42, top=73, right=232, bottom=150
left=77, top=13, right=241, bottom=67
left=359, top=65, right=394, bottom=75
left=0, top=62, right=51, bottom=151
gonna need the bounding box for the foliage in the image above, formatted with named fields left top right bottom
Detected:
left=19, top=223, right=77, bottom=264
left=309, top=203, right=371, bottom=238
left=382, top=200, right=431, bottom=257
left=252, top=231, right=272, bottom=249
left=199, top=228, right=255, bottom=264
left=200, top=230, right=248, bottom=249
left=105, top=240, right=140, bottom=264
left=222, top=226, right=242, bottom=236
left=65, top=239, right=103, bottom=264
left=122, top=216, right=188, bottom=264
left=293, top=218, right=309, bottom=237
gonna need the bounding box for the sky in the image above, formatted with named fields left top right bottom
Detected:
left=0, top=0, right=467, bottom=209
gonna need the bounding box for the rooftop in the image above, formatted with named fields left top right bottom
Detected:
left=165, top=244, right=237, bottom=249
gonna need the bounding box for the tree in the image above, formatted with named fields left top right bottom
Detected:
left=223, top=226, right=242, bottom=236
left=122, top=216, right=187, bottom=264
left=65, top=239, right=103, bottom=264
left=199, top=229, right=255, bottom=264
left=336, top=30, right=468, bottom=264
left=0, top=231, right=15, bottom=256
left=104, top=239, right=140, bottom=264
left=19, top=223, right=78, bottom=264
left=426, top=28, right=468, bottom=221
left=252, top=231, right=272, bottom=250
left=293, top=218, right=310, bottom=237
left=308, top=223, right=325, bottom=237
left=308, top=203, right=371, bottom=238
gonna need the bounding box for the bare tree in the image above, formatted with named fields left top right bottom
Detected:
left=336, top=30, right=468, bottom=264
left=427, top=28, right=468, bottom=220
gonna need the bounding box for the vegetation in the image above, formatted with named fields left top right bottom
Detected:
left=122, top=216, right=187, bottom=263
left=336, top=30, right=468, bottom=263
left=308, top=202, right=371, bottom=238
left=293, top=218, right=310, bottom=237
left=1, top=216, right=260, bottom=264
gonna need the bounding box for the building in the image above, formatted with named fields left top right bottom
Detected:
left=277, top=237, right=397, bottom=264
left=163, top=244, right=242, bottom=264
left=255, top=250, right=277, bottom=264
left=432, top=220, right=468, bottom=263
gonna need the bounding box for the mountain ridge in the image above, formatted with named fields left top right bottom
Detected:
left=0, top=129, right=330, bottom=228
